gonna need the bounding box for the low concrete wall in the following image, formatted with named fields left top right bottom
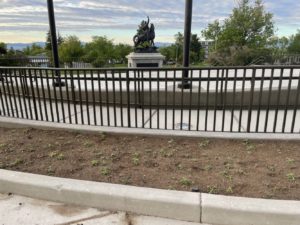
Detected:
left=1, top=82, right=299, bottom=108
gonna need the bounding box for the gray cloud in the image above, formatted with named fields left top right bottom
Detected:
left=0, top=0, right=299, bottom=42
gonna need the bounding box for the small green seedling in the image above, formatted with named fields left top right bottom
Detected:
left=91, top=160, right=100, bottom=167
left=287, top=173, right=296, bottom=181
left=132, top=153, right=140, bottom=166
left=83, top=141, right=94, bottom=148
left=57, top=153, right=65, bottom=160
left=207, top=185, right=218, bottom=194
left=101, top=167, right=110, bottom=176
left=10, top=159, right=23, bottom=167
left=49, top=151, right=59, bottom=158
left=199, top=139, right=210, bottom=148
left=226, top=186, right=234, bottom=194
left=179, top=177, right=192, bottom=186
left=243, top=139, right=256, bottom=152
left=287, top=158, right=295, bottom=164
left=47, top=166, right=55, bottom=175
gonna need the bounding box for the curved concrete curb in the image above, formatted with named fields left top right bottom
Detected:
left=1, top=170, right=300, bottom=225
left=1, top=117, right=300, bottom=141
left=0, top=170, right=200, bottom=223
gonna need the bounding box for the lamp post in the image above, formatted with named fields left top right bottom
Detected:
left=47, top=0, right=64, bottom=86
left=178, top=0, right=193, bottom=89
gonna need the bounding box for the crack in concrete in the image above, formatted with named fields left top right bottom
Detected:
left=124, top=212, right=134, bottom=225
left=54, top=211, right=116, bottom=225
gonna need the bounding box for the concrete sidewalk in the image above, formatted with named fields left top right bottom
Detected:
left=0, top=193, right=208, bottom=225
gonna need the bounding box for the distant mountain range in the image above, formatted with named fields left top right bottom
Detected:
left=7, top=41, right=172, bottom=51
left=7, top=42, right=45, bottom=50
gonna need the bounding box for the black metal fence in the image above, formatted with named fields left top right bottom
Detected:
left=0, top=66, right=299, bottom=133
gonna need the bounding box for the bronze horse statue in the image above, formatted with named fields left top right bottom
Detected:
left=133, top=17, right=156, bottom=48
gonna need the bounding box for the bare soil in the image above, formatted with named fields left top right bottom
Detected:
left=0, top=127, right=299, bottom=200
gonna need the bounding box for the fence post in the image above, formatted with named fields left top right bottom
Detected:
left=247, top=68, right=256, bottom=133
left=126, top=70, right=131, bottom=127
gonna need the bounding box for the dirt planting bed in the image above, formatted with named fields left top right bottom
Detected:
left=0, top=127, right=299, bottom=200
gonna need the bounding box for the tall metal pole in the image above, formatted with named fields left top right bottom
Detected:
left=47, top=0, right=64, bottom=86
left=47, top=0, right=59, bottom=68
left=178, top=0, right=193, bottom=89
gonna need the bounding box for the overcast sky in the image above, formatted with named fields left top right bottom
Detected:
left=0, top=0, right=299, bottom=44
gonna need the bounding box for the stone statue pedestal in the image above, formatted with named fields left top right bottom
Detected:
left=126, top=52, right=165, bottom=68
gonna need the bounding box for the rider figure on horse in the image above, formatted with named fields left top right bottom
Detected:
left=133, top=16, right=156, bottom=50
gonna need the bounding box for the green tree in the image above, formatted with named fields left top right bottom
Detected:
left=268, top=36, right=289, bottom=63
left=23, top=43, right=45, bottom=56
left=201, top=20, right=220, bottom=51
left=288, top=30, right=300, bottom=54
left=190, top=34, right=204, bottom=63
left=159, top=45, right=177, bottom=62
left=59, top=35, right=84, bottom=67
left=45, top=31, right=64, bottom=55
left=113, top=43, right=132, bottom=64
left=83, top=36, right=115, bottom=67
left=202, top=0, right=274, bottom=65
left=0, top=42, right=7, bottom=55
left=175, top=32, right=184, bottom=63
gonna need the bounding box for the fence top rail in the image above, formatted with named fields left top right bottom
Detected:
left=1, top=65, right=300, bottom=71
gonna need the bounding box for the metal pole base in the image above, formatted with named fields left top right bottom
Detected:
left=52, top=79, right=65, bottom=87
left=177, top=82, right=192, bottom=89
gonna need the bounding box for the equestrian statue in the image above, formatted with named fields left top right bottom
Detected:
left=133, top=17, right=157, bottom=53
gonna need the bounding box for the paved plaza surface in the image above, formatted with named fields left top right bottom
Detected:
left=0, top=193, right=208, bottom=225
left=2, top=95, right=300, bottom=133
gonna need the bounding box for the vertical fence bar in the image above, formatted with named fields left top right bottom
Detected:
left=164, top=70, right=168, bottom=129
left=8, top=69, right=19, bottom=118
left=83, top=70, right=90, bottom=125
left=13, top=69, right=23, bottom=118
left=64, top=70, right=72, bottom=124
left=255, top=68, right=265, bottom=133
left=273, top=68, right=284, bottom=133
left=45, top=69, right=54, bottom=122
left=58, top=69, right=65, bottom=123
left=282, top=68, right=293, bottom=132
left=40, top=69, right=48, bottom=122
left=247, top=68, right=256, bottom=133
left=5, top=69, right=15, bottom=117
left=97, top=70, right=104, bottom=126
left=188, top=70, right=193, bottom=131
left=2, top=69, right=11, bottom=117
left=28, top=69, right=38, bottom=120
left=180, top=69, right=184, bottom=130
left=104, top=70, right=110, bottom=126
left=141, top=70, right=145, bottom=128
left=77, top=70, right=84, bottom=125
left=213, top=69, right=219, bottom=132
left=196, top=69, right=202, bottom=131
left=0, top=69, right=7, bottom=116
left=91, top=70, right=97, bottom=126
left=24, top=69, right=34, bottom=120
left=156, top=69, right=160, bottom=129
left=149, top=70, right=153, bottom=129
left=291, top=72, right=300, bottom=133
left=172, top=70, right=176, bottom=130
left=70, top=70, right=78, bottom=124
left=119, top=70, right=124, bottom=127
left=126, top=70, right=131, bottom=128
left=51, top=69, right=60, bottom=122
left=134, top=70, right=138, bottom=128
left=230, top=69, right=237, bottom=132
left=34, top=69, right=43, bottom=121
left=238, top=69, right=246, bottom=132
left=205, top=69, right=210, bottom=131
left=111, top=70, right=117, bottom=126
left=264, top=68, right=274, bottom=132
left=221, top=69, right=228, bottom=132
